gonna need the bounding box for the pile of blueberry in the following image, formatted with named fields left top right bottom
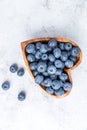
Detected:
left=26, top=39, right=80, bottom=96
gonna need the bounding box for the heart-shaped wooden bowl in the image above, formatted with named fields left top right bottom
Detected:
left=21, top=38, right=82, bottom=98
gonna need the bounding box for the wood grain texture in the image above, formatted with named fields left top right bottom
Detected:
left=21, top=37, right=82, bottom=98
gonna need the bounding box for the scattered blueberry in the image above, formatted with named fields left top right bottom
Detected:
left=48, top=39, right=57, bottom=48
left=65, top=60, right=74, bottom=68
left=55, top=87, right=65, bottom=96
left=18, top=91, right=26, bottom=101
left=46, top=87, right=54, bottom=94
left=65, top=43, right=72, bottom=51
left=35, top=74, right=44, bottom=84
left=26, top=44, right=36, bottom=54
left=53, top=48, right=61, bottom=58
left=10, top=64, right=18, bottom=73
left=17, top=68, right=25, bottom=76
left=71, top=47, right=80, bottom=57
left=47, top=65, right=56, bottom=74
left=63, top=82, right=72, bottom=91
left=2, top=81, right=10, bottom=90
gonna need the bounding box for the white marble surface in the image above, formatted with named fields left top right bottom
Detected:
left=0, top=0, right=87, bottom=130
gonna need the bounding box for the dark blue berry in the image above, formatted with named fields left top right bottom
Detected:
left=33, top=70, right=38, bottom=76
left=40, top=44, right=48, bottom=53
left=10, top=64, right=18, bottom=73
left=46, top=87, right=54, bottom=94
left=71, top=47, right=80, bottom=57
left=48, top=39, right=57, bottom=48
left=35, top=74, right=44, bottom=84
left=36, top=42, right=42, bottom=50
left=42, top=78, right=52, bottom=87
left=48, top=54, right=55, bottom=62
left=2, top=81, right=10, bottom=90
left=17, top=68, right=25, bottom=76
left=69, top=56, right=76, bottom=63
left=53, top=48, right=61, bottom=58
left=54, top=60, right=64, bottom=69
left=60, top=51, right=68, bottom=62
left=43, top=71, right=49, bottom=76
left=55, top=69, right=62, bottom=76
left=65, top=43, right=72, bottom=51
left=41, top=54, right=48, bottom=60
left=65, top=60, right=74, bottom=68
left=27, top=54, right=35, bottom=62
left=55, top=87, right=65, bottom=96
left=63, top=82, right=72, bottom=91
left=30, top=62, right=37, bottom=70
left=59, top=43, right=65, bottom=50
left=47, top=65, right=56, bottom=74
left=26, top=44, right=36, bottom=54
left=52, top=80, right=63, bottom=90
left=35, top=51, right=42, bottom=60
left=59, top=73, right=68, bottom=81
left=18, top=91, right=26, bottom=101
left=37, top=62, right=47, bottom=73
left=50, top=74, right=57, bottom=80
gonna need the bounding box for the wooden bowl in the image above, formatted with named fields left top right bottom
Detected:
left=21, top=37, right=82, bottom=98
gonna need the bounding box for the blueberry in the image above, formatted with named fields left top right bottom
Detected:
left=18, top=91, right=26, bottom=101
left=60, top=51, right=68, bottom=62
left=54, top=60, right=64, bottom=69
left=41, top=54, right=48, bottom=60
left=17, top=68, right=25, bottom=76
left=42, top=78, right=52, bottom=87
left=10, top=64, right=18, bottom=73
left=30, top=62, right=37, bottom=70
left=71, top=47, right=80, bottom=57
left=59, top=73, right=68, bottom=81
left=35, top=74, right=44, bottom=84
left=47, top=46, right=52, bottom=52
left=37, top=62, right=47, bottom=73
left=52, top=80, right=63, bottom=90
left=2, top=81, right=10, bottom=90
left=55, top=69, right=63, bottom=76
left=63, top=82, right=72, bottom=91
left=69, top=56, right=76, bottom=63
left=46, top=87, right=54, bottom=94
left=50, top=74, right=57, bottom=80
left=53, top=48, right=61, bottom=58
left=48, top=54, right=55, bottom=62
left=65, top=60, right=74, bottom=68
left=27, top=54, right=35, bottom=62
left=40, top=44, right=48, bottom=53
left=36, top=42, right=42, bottom=50
left=32, top=70, right=38, bottom=76
left=59, top=43, right=65, bottom=50
left=43, top=71, right=49, bottom=76
left=26, top=44, right=36, bottom=54
left=35, top=51, right=42, bottom=60
left=55, top=87, right=65, bottom=96
left=47, top=65, right=56, bottom=74
left=65, top=43, right=72, bottom=51
left=48, top=39, right=57, bottom=48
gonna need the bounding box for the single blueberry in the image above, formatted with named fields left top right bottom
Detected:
left=37, top=62, right=47, bottom=73
left=27, top=54, right=35, bottom=62
left=40, top=44, right=48, bottom=53
left=60, top=51, right=68, bottom=62
left=59, top=43, right=65, bottom=50
left=2, top=81, right=10, bottom=90
left=26, top=44, right=36, bottom=54
left=42, top=78, right=52, bottom=87
left=65, top=60, right=74, bottom=68
left=10, top=64, right=18, bottom=73
left=48, top=39, right=57, bottom=48
left=54, top=60, right=64, bottom=69
left=53, top=48, right=61, bottom=58
left=46, top=87, right=54, bottom=94
left=41, top=54, right=48, bottom=60
left=59, top=73, right=68, bottom=81
left=55, top=69, right=63, bottom=76
left=17, top=68, right=25, bottom=76
left=50, top=74, right=57, bottom=80
left=32, top=70, right=38, bottom=76
left=35, top=74, right=44, bottom=84
left=47, top=65, right=56, bottom=74
left=63, top=82, right=72, bottom=91
left=71, top=47, right=80, bottom=57
left=30, top=62, right=37, bottom=70
left=35, top=51, right=42, bottom=60
left=52, top=80, right=63, bottom=90
left=36, top=42, right=42, bottom=50
left=48, top=54, right=55, bottom=62
left=65, top=43, right=72, bottom=51
left=55, top=87, right=65, bottom=96
left=18, top=91, right=26, bottom=101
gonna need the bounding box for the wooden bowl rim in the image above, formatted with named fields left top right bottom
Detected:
left=21, top=37, right=82, bottom=98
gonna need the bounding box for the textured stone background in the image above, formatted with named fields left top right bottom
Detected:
left=0, top=0, right=87, bottom=130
